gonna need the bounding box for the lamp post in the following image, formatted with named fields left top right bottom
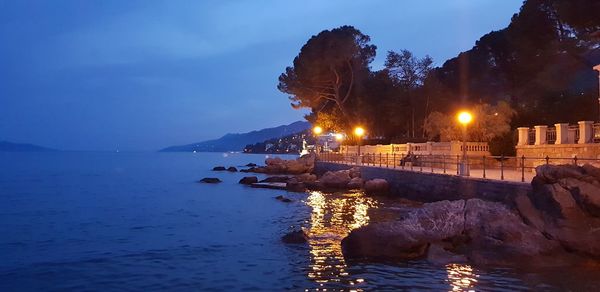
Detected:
left=354, top=127, right=365, bottom=156
left=313, top=126, right=323, bottom=153
left=334, top=133, right=344, bottom=153
left=594, top=64, right=600, bottom=121
left=457, top=111, right=473, bottom=176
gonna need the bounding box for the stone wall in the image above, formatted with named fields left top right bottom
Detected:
left=516, top=144, right=600, bottom=168
left=315, top=162, right=531, bottom=204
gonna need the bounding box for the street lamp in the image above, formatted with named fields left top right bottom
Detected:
left=354, top=127, right=365, bottom=156
left=457, top=111, right=473, bottom=176
left=334, top=133, right=344, bottom=153
left=594, top=64, right=600, bottom=121
left=313, top=126, right=323, bottom=153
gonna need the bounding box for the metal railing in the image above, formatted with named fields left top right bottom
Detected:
left=594, top=123, right=600, bottom=143
left=546, top=128, right=556, bottom=144
left=528, top=129, right=536, bottom=145
left=318, top=152, right=600, bottom=183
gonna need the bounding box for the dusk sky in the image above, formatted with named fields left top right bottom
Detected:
left=0, top=0, right=523, bottom=151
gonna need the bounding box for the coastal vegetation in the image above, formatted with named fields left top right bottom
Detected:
left=278, top=0, right=600, bottom=155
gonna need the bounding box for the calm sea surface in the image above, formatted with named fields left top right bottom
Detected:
left=0, top=152, right=598, bottom=291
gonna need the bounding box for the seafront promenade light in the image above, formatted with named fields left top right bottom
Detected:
left=334, top=133, right=344, bottom=141
left=354, top=127, right=365, bottom=156
left=313, top=126, right=323, bottom=135
left=354, top=127, right=365, bottom=137
left=457, top=111, right=473, bottom=176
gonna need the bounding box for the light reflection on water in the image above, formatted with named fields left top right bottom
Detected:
left=304, top=191, right=377, bottom=290
left=302, top=191, right=483, bottom=292
left=446, top=263, right=478, bottom=292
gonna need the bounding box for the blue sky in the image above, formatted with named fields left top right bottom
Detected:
left=0, top=0, right=523, bottom=151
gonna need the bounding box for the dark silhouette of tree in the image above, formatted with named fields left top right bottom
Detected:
left=278, top=26, right=376, bottom=128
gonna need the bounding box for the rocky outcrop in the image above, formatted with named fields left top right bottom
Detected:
left=364, top=179, right=390, bottom=195
left=199, top=177, right=222, bottom=183
left=341, top=199, right=561, bottom=264
left=341, top=164, right=600, bottom=266
left=227, top=166, right=238, bottom=172
left=212, top=166, right=226, bottom=171
left=238, top=176, right=258, bottom=185
left=526, top=164, right=600, bottom=257
left=250, top=153, right=316, bottom=174
left=320, top=170, right=352, bottom=188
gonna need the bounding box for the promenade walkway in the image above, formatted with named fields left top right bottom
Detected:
left=318, top=158, right=535, bottom=184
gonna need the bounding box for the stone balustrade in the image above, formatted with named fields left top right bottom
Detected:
left=517, top=121, right=596, bottom=146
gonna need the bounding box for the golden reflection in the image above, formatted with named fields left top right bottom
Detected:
left=446, top=263, right=479, bottom=291
left=304, top=191, right=378, bottom=290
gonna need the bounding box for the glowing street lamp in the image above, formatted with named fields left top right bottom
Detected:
left=354, top=127, right=365, bottom=156
left=334, top=133, right=344, bottom=141
left=457, top=111, right=473, bottom=176
left=313, top=126, right=323, bottom=135
left=312, top=126, right=323, bottom=153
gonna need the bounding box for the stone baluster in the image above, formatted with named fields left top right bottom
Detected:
left=578, top=121, right=594, bottom=144
left=517, top=127, right=530, bottom=145
left=534, top=125, right=548, bottom=145
left=555, top=123, right=569, bottom=144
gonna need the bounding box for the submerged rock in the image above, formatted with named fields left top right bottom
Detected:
left=212, top=166, right=226, bottom=171
left=275, top=195, right=293, bottom=203
left=282, top=229, right=308, bottom=244
left=238, top=176, right=258, bottom=185
left=227, top=166, right=238, bottom=172
left=245, top=163, right=257, bottom=167
left=260, top=176, right=290, bottom=183
left=199, top=177, right=222, bottom=183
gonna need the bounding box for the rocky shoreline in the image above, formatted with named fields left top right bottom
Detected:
left=205, top=154, right=600, bottom=268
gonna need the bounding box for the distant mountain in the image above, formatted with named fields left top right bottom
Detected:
left=160, top=121, right=311, bottom=152
left=0, top=141, right=57, bottom=152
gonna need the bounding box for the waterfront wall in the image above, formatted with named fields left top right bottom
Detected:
left=315, top=162, right=531, bottom=205
left=516, top=144, right=600, bottom=168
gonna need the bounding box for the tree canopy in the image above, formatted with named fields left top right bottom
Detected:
left=278, top=0, right=600, bottom=149
left=278, top=26, right=376, bottom=129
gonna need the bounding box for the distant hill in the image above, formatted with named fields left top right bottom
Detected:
left=160, top=121, right=311, bottom=152
left=0, top=141, right=57, bottom=152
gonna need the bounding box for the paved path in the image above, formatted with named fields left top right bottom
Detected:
left=320, top=160, right=535, bottom=184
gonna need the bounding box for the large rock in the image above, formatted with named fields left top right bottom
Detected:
left=320, top=170, right=351, bottom=188
left=347, top=177, right=364, bottom=189
left=258, top=153, right=316, bottom=174
left=341, top=200, right=466, bottom=261
left=212, top=166, right=226, bottom=171
left=463, top=199, right=560, bottom=260
left=364, top=179, right=390, bottom=195
left=341, top=199, right=561, bottom=264
left=349, top=167, right=361, bottom=179
left=528, top=164, right=600, bottom=257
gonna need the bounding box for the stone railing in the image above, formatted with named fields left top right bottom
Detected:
left=340, top=141, right=490, bottom=157
left=517, top=121, right=596, bottom=146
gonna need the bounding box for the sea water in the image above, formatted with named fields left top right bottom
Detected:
left=0, top=152, right=598, bottom=291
